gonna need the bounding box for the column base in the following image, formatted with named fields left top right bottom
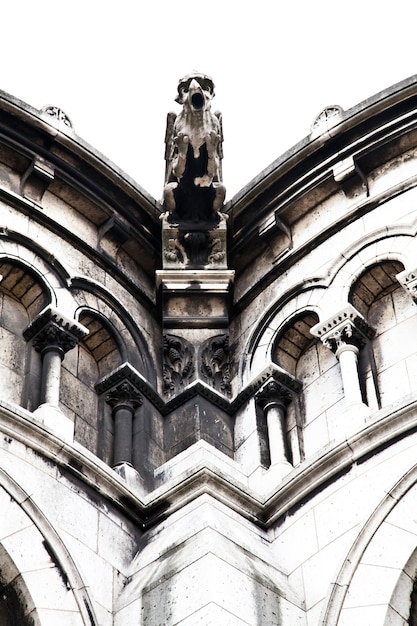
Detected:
left=33, top=403, right=74, bottom=441
left=113, top=462, right=145, bottom=494
left=343, top=402, right=371, bottom=437
left=249, top=460, right=293, bottom=493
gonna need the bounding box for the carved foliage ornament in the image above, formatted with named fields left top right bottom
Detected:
left=200, top=334, right=232, bottom=396
left=163, top=334, right=194, bottom=396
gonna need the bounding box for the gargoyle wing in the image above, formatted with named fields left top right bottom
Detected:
left=164, top=111, right=177, bottom=184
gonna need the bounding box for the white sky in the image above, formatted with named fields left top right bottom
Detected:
left=1, top=1, right=416, bottom=202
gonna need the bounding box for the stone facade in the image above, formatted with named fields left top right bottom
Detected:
left=0, top=75, right=417, bottom=624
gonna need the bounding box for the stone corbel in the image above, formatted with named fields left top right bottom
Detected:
left=20, top=156, right=55, bottom=202
left=98, top=215, right=130, bottom=247
left=396, top=267, right=417, bottom=303
left=258, top=210, right=292, bottom=244
left=333, top=155, right=369, bottom=197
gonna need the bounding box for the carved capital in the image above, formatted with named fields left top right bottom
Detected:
left=396, top=268, right=417, bottom=303
left=106, top=380, right=143, bottom=413
left=311, top=304, right=374, bottom=355
left=256, top=379, right=292, bottom=412
left=24, top=307, right=88, bottom=357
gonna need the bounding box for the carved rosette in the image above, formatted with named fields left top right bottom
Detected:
left=24, top=307, right=88, bottom=358
left=163, top=334, right=194, bottom=396
left=200, top=334, right=232, bottom=396
left=311, top=304, right=374, bottom=355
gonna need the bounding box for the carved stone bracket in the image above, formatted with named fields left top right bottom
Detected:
left=200, top=334, right=232, bottom=396
left=20, top=156, right=55, bottom=202
left=24, top=306, right=89, bottom=358
left=163, top=334, right=195, bottom=396
left=397, top=267, right=417, bottom=303
left=311, top=304, right=374, bottom=355
left=332, top=155, right=369, bottom=197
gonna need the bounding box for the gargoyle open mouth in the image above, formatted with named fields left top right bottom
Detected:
left=191, top=92, right=204, bottom=110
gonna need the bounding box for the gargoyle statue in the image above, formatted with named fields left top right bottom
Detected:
left=163, top=72, right=226, bottom=223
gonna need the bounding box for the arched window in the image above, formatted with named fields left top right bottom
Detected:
left=273, top=311, right=342, bottom=461
left=349, top=260, right=415, bottom=409
left=0, top=261, right=48, bottom=410
left=60, top=310, right=123, bottom=463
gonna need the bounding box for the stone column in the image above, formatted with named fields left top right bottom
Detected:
left=311, top=304, right=374, bottom=408
left=96, top=363, right=145, bottom=475
left=106, top=381, right=143, bottom=467
left=256, top=377, right=296, bottom=468
left=23, top=307, right=88, bottom=439
left=24, top=307, right=88, bottom=408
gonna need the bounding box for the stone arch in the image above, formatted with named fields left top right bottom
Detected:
left=0, top=258, right=51, bottom=411
left=320, top=459, right=417, bottom=625
left=0, top=467, right=96, bottom=625
left=272, top=310, right=342, bottom=462
left=71, top=283, right=156, bottom=384
left=348, top=259, right=417, bottom=410
left=244, top=285, right=325, bottom=382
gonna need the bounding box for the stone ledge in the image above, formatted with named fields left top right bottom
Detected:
left=0, top=392, right=416, bottom=529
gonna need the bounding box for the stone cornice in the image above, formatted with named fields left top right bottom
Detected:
left=95, top=362, right=302, bottom=415
left=1, top=387, right=416, bottom=530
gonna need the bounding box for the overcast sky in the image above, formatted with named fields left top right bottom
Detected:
left=1, top=1, right=415, bottom=202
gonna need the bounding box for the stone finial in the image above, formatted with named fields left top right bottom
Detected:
left=40, top=105, right=73, bottom=129
left=163, top=72, right=226, bottom=223
left=310, top=304, right=374, bottom=355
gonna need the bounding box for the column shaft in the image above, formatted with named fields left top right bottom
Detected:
left=266, top=403, right=288, bottom=465
left=113, top=405, right=134, bottom=467
left=337, top=345, right=363, bottom=406
left=41, top=349, right=63, bottom=405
